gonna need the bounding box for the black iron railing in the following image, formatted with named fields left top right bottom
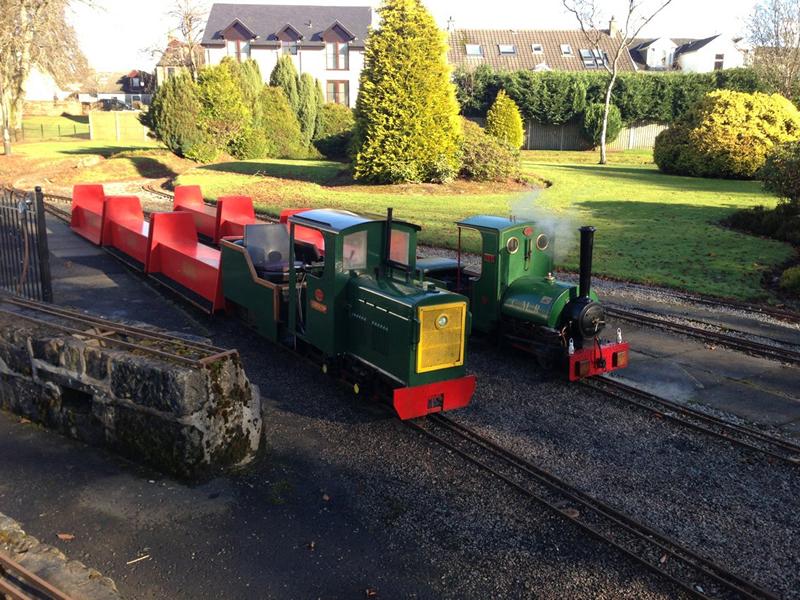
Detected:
left=0, top=186, right=52, bottom=301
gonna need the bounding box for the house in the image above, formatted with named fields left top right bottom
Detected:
left=156, top=38, right=205, bottom=86
left=673, top=35, right=748, bottom=72
left=629, top=35, right=749, bottom=72
left=78, top=71, right=155, bottom=109
left=447, top=21, right=638, bottom=73
left=201, top=3, right=373, bottom=108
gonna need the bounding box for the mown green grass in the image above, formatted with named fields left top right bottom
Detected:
left=175, top=151, right=794, bottom=299
left=18, top=114, right=90, bottom=141
left=1, top=140, right=161, bottom=159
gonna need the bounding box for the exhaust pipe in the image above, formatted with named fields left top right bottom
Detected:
left=579, top=226, right=596, bottom=299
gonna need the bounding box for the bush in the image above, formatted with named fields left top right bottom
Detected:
left=761, top=141, right=800, bottom=206
left=312, top=103, right=355, bottom=160
left=229, top=127, right=269, bottom=160
left=486, top=90, right=524, bottom=149
left=352, top=0, right=462, bottom=183
left=255, top=87, right=307, bottom=159
left=780, top=266, right=800, bottom=295
left=654, top=90, right=800, bottom=178
left=146, top=73, right=205, bottom=158
left=297, top=73, right=320, bottom=147
left=459, top=119, right=520, bottom=182
left=583, top=103, right=623, bottom=146
left=184, top=134, right=219, bottom=163
left=197, top=64, right=251, bottom=149
left=269, top=55, right=300, bottom=114
left=726, top=202, right=800, bottom=244
left=314, top=131, right=353, bottom=160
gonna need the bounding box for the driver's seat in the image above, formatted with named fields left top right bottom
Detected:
left=244, top=224, right=302, bottom=283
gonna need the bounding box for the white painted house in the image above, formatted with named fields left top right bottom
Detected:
left=201, top=4, right=372, bottom=108
left=630, top=35, right=748, bottom=73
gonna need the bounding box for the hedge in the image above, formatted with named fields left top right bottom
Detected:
left=453, top=65, right=780, bottom=126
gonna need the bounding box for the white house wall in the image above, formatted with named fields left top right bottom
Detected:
left=643, top=38, right=677, bottom=70
left=677, top=37, right=745, bottom=73
left=204, top=46, right=363, bottom=108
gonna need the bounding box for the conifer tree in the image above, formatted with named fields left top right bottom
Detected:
left=146, top=72, right=204, bottom=157
left=269, top=55, right=300, bottom=114
left=352, top=0, right=462, bottom=183
left=486, top=90, right=524, bottom=149
left=297, top=72, right=319, bottom=146
left=314, top=79, right=326, bottom=138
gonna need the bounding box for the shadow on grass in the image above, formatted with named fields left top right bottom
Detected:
left=551, top=164, right=764, bottom=195
left=60, top=113, right=90, bottom=124
left=59, top=146, right=159, bottom=158
left=199, top=159, right=350, bottom=185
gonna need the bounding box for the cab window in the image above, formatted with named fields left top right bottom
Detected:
left=343, top=231, right=367, bottom=271
left=389, top=229, right=410, bottom=266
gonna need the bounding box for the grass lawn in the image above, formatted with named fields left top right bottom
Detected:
left=175, top=150, right=795, bottom=300
left=19, top=114, right=90, bottom=141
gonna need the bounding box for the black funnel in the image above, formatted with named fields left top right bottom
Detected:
left=578, top=226, right=596, bottom=299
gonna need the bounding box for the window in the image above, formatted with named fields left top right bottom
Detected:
left=326, top=42, right=349, bottom=69
left=498, top=44, right=516, bottom=55
left=343, top=231, right=367, bottom=272
left=167, top=67, right=176, bottom=78
left=131, top=77, right=140, bottom=88
left=465, top=44, right=483, bottom=56
left=714, top=53, right=725, bottom=70
left=327, top=80, right=349, bottom=106
left=593, top=48, right=608, bottom=66
left=282, top=41, right=298, bottom=55
left=531, top=43, right=543, bottom=54
left=560, top=44, right=573, bottom=56
left=580, top=49, right=596, bottom=68
left=389, top=230, right=410, bottom=266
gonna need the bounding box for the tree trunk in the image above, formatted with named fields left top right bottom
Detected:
left=1, top=85, right=12, bottom=155
left=599, top=73, right=617, bottom=165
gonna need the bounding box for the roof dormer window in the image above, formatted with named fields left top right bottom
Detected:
left=466, top=44, right=483, bottom=56
left=498, top=44, right=516, bottom=55
left=560, top=44, right=573, bottom=56
left=531, top=43, right=543, bottom=54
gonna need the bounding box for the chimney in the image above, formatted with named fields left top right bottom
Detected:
left=609, top=16, right=619, bottom=37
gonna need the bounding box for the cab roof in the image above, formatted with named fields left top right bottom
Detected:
left=289, top=208, right=421, bottom=234
left=457, top=215, right=528, bottom=233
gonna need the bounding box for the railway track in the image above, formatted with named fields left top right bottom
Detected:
left=410, top=414, right=779, bottom=600
left=583, top=376, right=800, bottom=465
left=606, top=306, right=800, bottom=366
left=0, top=552, right=74, bottom=600
left=0, top=295, right=234, bottom=368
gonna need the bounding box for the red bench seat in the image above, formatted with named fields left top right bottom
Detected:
left=146, top=211, right=225, bottom=312
left=217, top=195, right=256, bottom=242
left=173, top=185, right=217, bottom=241
left=102, top=196, right=150, bottom=267
left=70, top=184, right=106, bottom=244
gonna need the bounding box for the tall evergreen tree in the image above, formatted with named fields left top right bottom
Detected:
left=196, top=63, right=250, bottom=146
left=314, top=78, right=326, bottom=138
left=352, top=0, right=462, bottom=183
left=269, top=55, right=300, bottom=114
left=297, top=72, right=319, bottom=146
left=146, top=72, right=204, bottom=157
left=486, top=90, right=524, bottom=149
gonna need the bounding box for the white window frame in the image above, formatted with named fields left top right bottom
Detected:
left=498, top=44, right=516, bottom=55
left=560, top=44, right=573, bottom=56
left=465, top=44, right=483, bottom=57
left=531, top=43, right=544, bottom=54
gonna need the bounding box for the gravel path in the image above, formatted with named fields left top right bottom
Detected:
left=453, top=346, right=800, bottom=599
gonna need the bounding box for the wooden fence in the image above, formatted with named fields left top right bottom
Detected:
left=470, top=117, right=667, bottom=151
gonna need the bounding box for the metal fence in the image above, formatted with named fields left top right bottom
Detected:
left=11, top=123, right=91, bottom=142
left=0, top=187, right=52, bottom=301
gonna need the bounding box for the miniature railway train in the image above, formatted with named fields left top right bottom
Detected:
left=67, top=184, right=629, bottom=419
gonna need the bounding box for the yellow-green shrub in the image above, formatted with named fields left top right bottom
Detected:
left=352, top=0, right=462, bottom=183
left=460, top=119, right=520, bottom=181
left=486, top=90, right=524, bottom=149
left=654, top=90, right=800, bottom=178
left=780, top=266, right=800, bottom=295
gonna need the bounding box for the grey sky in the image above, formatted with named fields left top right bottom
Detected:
left=68, top=0, right=757, bottom=72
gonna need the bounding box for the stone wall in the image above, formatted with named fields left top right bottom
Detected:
left=0, top=313, right=262, bottom=478
left=0, top=512, right=121, bottom=600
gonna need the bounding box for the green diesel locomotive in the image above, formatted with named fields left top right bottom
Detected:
left=418, top=216, right=629, bottom=380
left=219, top=209, right=476, bottom=420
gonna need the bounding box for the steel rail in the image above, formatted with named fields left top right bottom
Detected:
left=583, top=377, right=800, bottom=465
left=409, top=414, right=779, bottom=600
left=2, top=295, right=226, bottom=355
left=0, top=553, right=75, bottom=600
left=606, top=306, right=800, bottom=366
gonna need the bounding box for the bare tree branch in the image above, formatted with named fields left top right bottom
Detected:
left=562, top=0, right=674, bottom=164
